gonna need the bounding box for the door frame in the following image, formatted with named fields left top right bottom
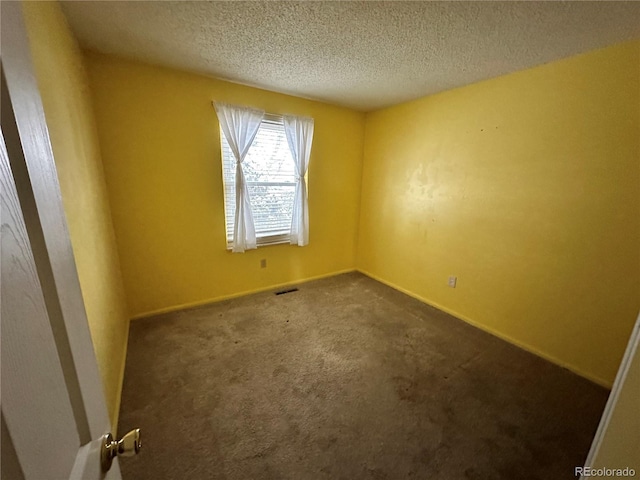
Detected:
left=582, top=310, right=640, bottom=477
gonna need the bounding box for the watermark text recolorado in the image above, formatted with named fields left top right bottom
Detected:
left=576, top=467, right=636, bottom=477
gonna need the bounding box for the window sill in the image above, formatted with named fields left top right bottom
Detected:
left=226, top=234, right=291, bottom=250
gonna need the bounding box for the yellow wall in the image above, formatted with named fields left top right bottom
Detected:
left=85, top=53, right=365, bottom=318
left=23, top=1, right=130, bottom=429
left=358, top=41, right=640, bottom=387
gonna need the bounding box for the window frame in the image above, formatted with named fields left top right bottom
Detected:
left=220, top=112, right=297, bottom=249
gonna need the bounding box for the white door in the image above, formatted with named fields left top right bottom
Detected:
left=1, top=2, right=128, bottom=478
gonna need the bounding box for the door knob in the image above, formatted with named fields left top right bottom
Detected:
left=101, top=428, right=141, bottom=471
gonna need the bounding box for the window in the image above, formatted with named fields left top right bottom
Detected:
left=220, top=114, right=297, bottom=247
left=215, top=102, right=314, bottom=252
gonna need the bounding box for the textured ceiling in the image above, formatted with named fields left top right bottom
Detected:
left=61, top=1, right=640, bottom=112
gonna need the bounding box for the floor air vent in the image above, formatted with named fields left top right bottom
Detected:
left=275, top=288, right=299, bottom=295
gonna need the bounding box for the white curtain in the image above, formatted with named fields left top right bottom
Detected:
left=283, top=115, right=314, bottom=246
left=214, top=102, right=264, bottom=252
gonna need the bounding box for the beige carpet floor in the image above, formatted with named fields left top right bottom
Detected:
left=118, top=272, right=608, bottom=479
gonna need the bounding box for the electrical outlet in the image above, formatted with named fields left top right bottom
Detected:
left=260, top=259, right=267, bottom=268
left=448, top=276, right=457, bottom=288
